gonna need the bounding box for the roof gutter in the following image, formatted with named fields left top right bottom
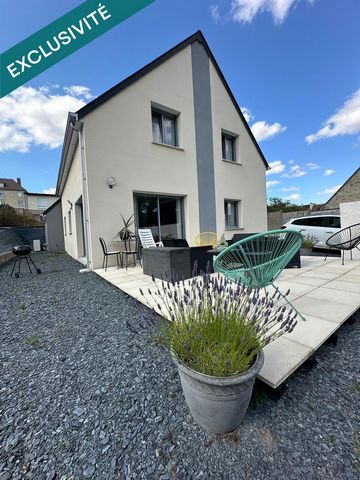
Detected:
left=55, top=112, right=79, bottom=196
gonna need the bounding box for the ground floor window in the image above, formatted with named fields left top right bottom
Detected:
left=224, top=200, right=240, bottom=228
left=134, top=194, right=184, bottom=242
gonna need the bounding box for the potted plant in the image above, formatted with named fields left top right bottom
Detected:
left=301, top=234, right=318, bottom=256
left=132, top=272, right=297, bottom=433
left=115, top=214, right=134, bottom=241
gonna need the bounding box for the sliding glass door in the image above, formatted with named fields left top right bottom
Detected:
left=134, top=194, right=184, bottom=242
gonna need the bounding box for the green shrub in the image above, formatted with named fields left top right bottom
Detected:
left=301, top=234, right=318, bottom=249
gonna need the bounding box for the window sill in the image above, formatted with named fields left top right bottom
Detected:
left=222, top=159, right=241, bottom=165
left=152, top=142, right=184, bottom=151
left=225, top=227, right=244, bottom=231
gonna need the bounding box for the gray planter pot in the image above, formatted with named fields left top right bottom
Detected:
left=172, top=351, right=264, bottom=433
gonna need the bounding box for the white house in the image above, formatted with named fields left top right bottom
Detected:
left=56, top=31, right=269, bottom=270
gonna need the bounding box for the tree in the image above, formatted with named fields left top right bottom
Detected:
left=267, top=197, right=304, bottom=213
left=0, top=204, right=41, bottom=227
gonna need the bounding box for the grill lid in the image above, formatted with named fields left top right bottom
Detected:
left=12, top=245, right=32, bottom=255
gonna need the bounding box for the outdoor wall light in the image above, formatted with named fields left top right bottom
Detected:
left=107, top=177, right=116, bottom=189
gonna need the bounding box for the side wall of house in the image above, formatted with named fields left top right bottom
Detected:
left=209, top=62, right=267, bottom=239
left=61, top=145, right=83, bottom=261
left=83, top=46, right=200, bottom=269
left=45, top=202, right=65, bottom=251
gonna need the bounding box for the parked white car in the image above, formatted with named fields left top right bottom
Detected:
left=281, top=215, right=341, bottom=249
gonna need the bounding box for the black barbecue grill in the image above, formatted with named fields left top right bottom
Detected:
left=10, top=245, right=41, bottom=278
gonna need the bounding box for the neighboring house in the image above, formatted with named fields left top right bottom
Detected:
left=322, top=167, right=360, bottom=210
left=25, top=192, right=59, bottom=222
left=0, top=178, right=27, bottom=212
left=56, top=31, right=269, bottom=270
left=0, top=177, right=59, bottom=221
left=43, top=199, right=65, bottom=252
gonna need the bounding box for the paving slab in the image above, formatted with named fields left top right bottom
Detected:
left=94, top=256, right=360, bottom=388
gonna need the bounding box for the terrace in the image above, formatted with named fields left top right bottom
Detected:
left=95, top=255, right=360, bottom=388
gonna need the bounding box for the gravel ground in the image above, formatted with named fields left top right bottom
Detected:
left=1, top=252, right=359, bottom=480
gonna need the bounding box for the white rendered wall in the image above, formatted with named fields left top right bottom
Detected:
left=61, top=145, right=84, bottom=261
left=83, top=46, right=200, bottom=269
left=340, top=201, right=360, bottom=260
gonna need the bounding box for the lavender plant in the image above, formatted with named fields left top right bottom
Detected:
left=138, top=272, right=298, bottom=377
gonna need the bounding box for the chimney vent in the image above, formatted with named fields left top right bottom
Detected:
left=17, top=177, right=21, bottom=186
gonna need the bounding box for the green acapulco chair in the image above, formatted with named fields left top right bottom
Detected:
left=214, top=229, right=305, bottom=321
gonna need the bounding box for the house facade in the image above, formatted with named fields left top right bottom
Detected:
left=0, top=178, right=27, bottom=211
left=0, top=178, right=58, bottom=221
left=56, top=31, right=269, bottom=270
left=322, top=167, right=360, bottom=210
left=25, top=193, right=59, bottom=221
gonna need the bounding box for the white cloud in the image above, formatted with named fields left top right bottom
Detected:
left=230, top=0, right=314, bottom=25
left=284, top=193, right=301, bottom=201
left=63, top=85, right=94, bottom=100
left=306, top=162, right=320, bottom=170
left=324, top=169, right=335, bottom=176
left=210, top=4, right=221, bottom=23
left=0, top=86, right=90, bottom=152
left=317, top=184, right=342, bottom=196
left=306, top=89, right=360, bottom=144
left=266, top=180, right=281, bottom=188
left=240, top=106, right=286, bottom=142
left=280, top=186, right=299, bottom=192
left=288, top=160, right=295, bottom=165
left=251, top=121, right=287, bottom=142
left=241, top=106, right=253, bottom=123
left=282, top=164, right=307, bottom=178
left=266, top=160, right=286, bottom=175
left=42, top=188, right=56, bottom=195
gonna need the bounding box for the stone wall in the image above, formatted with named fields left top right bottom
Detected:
left=323, top=168, right=360, bottom=210
left=267, top=208, right=340, bottom=230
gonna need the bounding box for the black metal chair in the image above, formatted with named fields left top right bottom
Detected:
left=99, top=238, right=122, bottom=271
left=121, top=234, right=142, bottom=270
left=324, top=223, right=360, bottom=265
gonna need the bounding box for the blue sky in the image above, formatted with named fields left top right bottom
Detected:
left=0, top=0, right=359, bottom=203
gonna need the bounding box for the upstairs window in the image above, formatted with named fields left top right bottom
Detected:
left=37, top=198, right=48, bottom=209
left=222, top=132, right=236, bottom=162
left=225, top=200, right=240, bottom=228
left=152, top=108, right=177, bottom=147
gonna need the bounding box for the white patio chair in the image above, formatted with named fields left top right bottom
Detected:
left=138, top=229, right=164, bottom=248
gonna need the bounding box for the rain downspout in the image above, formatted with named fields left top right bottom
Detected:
left=71, top=115, right=91, bottom=271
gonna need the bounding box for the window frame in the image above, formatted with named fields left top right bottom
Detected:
left=224, top=199, right=240, bottom=229
left=151, top=106, right=179, bottom=147
left=221, top=131, right=237, bottom=163
left=68, top=210, right=72, bottom=235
